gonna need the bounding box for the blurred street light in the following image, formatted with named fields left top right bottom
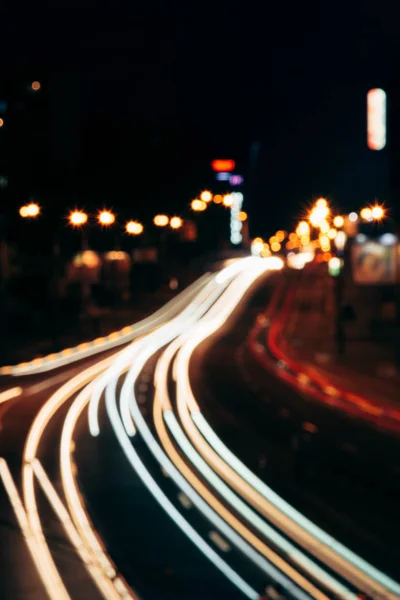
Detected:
left=200, top=190, right=213, bottom=203
left=269, top=236, right=277, bottom=245
left=334, top=230, right=347, bottom=252
left=315, top=197, right=328, bottom=208
left=68, top=210, right=88, bottom=226
left=296, top=221, right=310, bottom=237
left=20, top=202, right=40, bottom=218
left=170, top=216, right=183, bottom=229
left=360, top=207, right=373, bottom=221
left=213, top=194, right=223, bottom=204
left=153, top=214, right=169, bottom=227
left=126, top=220, right=143, bottom=235
left=319, top=234, right=331, bottom=251
left=328, top=227, right=337, bottom=239
left=309, top=205, right=329, bottom=226
left=238, top=211, right=248, bottom=222
left=271, top=241, right=281, bottom=252
left=371, top=204, right=385, bottom=220
left=319, top=219, right=330, bottom=233
left=348, top=212, right=358, bottom=222
left=191, top=199, right=207, bottom=212
left=98, top=210, right=115, bottom=226
left=222, top=194, right=233, bottom=207
left=276, top=230, right=286, bottom=242
left=333, top=215, right=344, bottom=228
left=0, top=118, right=4, bottom=128
left=31, top=81, right=41, bottom=92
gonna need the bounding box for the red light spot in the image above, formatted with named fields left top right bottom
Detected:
left=211, top=159, right=236, bottom=172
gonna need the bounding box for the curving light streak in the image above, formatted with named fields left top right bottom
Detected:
left=1, top=274, right=211, bottom=377
left=155, top=273, right=356, bottom=599
left=22, top=352, right=122, bottom=600
left=152, top=393, right=312, bottom=600
left=172, top=269, right=400, bottom=599
left=0, top=386, right=23, bottom=403
left=60, top=378, right=135, bottom=599
left=107, top=372, right=259, bottom=600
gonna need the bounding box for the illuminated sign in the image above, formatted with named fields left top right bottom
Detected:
left=216, top=172, right=230, bottom=181
left=230, top=192, right=244, bottom=245
left=229, top=174, right=244, bottom=186
left=367, top=88, right=386, bottom=150
left=211, top=159, right=235, bottom=172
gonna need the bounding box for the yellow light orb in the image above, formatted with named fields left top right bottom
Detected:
left=238, top=211, right=247, bottom=222
left=276, top=230, right=286, bottom=242
left=328, top=227, right=337, bottom=239
left=371, top=205, right=384, bottom=220
left=170, top=216, right=183, bottom=229
left=360, top=207, right=373, bottom=221
left=0, top=118, right=4, bottom=128
left=153, top=214, right=169, bottom=227
left=98, top=210, right=115, bottom=226
left=200, top=190, right=213, bottom=202
left=315, top=197, right=328, bottom=208
left=69, top=210, right=88, bottom=226
left=222, top=194, right=233, bottom=207
left=19, top=205, right=29, bottom=217
left=253, top=237, right=263, bottom=244
left=300, top=235, right=310, bottom=245
left=269, top=236, right=277, bottom=245
left=271, top=241, right=281, bottom=252
left=296, top=221, right=310, bottom=237
left=126, top=220, right=143, bottom=235
left=32, top=81, right=41, bottom=91
left=213, top=194, right=223, bottom=204
left=319, top=219, right=330, bottom=233
left=191, top=199, right=207, bottom=212
left=333, top=215, right=344, bottom=228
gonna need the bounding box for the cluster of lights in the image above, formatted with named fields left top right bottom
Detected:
left=230, top=192, right=244, bottom=245
left=19, top=202, right=41, bottom=218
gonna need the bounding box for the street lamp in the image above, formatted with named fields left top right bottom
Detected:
left=19, top=202, right=40, bottom=218
left=333, top=215, right=344, bottom=228
left=315, top=197, right=328, bottom=208
left=0, top=118, right=4, bottom=128
left=360, top=207, right=373, bottom=222
left=296, top=221, right=310, bottom=237
left=98, top=210, right=115, bottom=226
left=68, top=210, right=88, bottom=226
left=126, top=220, right=143, bottom=235
left=371, top=204, right=384, bottom=220
left=170, top=216, right=183, bottom=230
left=31, top=81, right=41, bottom=92
left=153, top=214, right=169, bottom=227
left=238, top=211, right=247, bottom=222
left=222, top=194, right=233, bottom=208
left=191, top=199, right=207, bottom=212
left=200, top=190, right=213, bottom=203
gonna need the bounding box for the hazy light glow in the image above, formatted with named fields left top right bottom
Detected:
left=230, top=192, right=244, bottom=245
left=191, top=199, right=207, bottom=212
left=20, top=203, right=40, bottom=218
left=211, top=159, right=235, bottom=172
left=367, top=88, right=386, bottom=151
left=349, top=212, right=358, bottom=222
left=380, top=233, right=397, bottom=246
left=223, top=194, right=233, bottom=207
left=371, top=205, right=384, bottom=220
left=360, top=207, right=373, bottom=221
left=333, top=216, right=344, bottom=228
left=32, top=81, right=41, bottom=91
left=170, top=216, right=183, bottom=229
left=153, top=214, right=169, bottom=227
left=296, top=221, right=310, bottom=237
left=200, top=190, right=213, bottom=202
left=98, top=210, right=115, bottom=226
left=126, top=220, right=143, bottom=235
left=315, top=198, right=328, bottom=208
left=69, top=210, right=88, bottom=226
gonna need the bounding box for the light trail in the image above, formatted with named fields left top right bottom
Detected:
left=171, top=265, right=400, bottom=600
left=1, top=273, right=211, bottom=377
left=152, top=271, right=356, bottom=599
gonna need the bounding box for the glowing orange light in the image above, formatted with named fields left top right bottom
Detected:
left=200, top=190, right=213, bottom=202
left=371, top=205, right=384, bottom=220
left=69, top=210, right=88, bottom=226
left=286, top=241, right=294, bottom=250
left=20, top=203, right=40, bottom=218
left=98, top=210, right=115, bottom=226
left=271, top=241, right=281, bottom=252
left=170, top=216, right=183, bottom=229
left=0, top=118, right=4, bottom=128
left=126, top=220, right=143, bottom=235
left=367, top=89, right=386, bottom=151
left=211, top=159, right=235, bottom=172
left=191, top=199, right=207, bottom=212
left=328, top=228, right=337, bottom=240
left=315, top=198, right=328, bottom=208
left=213, top=194, right=223, bottom=204
left=276, top=230, right=286, bottom=242
left=296, top=221, right=310, bottom=237
left=238, top=211, right=247, bottom=222
left=32, top=81, right=41, bottom=91
left=222, top=194, right=233, bottom=207
left=360, top=207, right=373, bottom=221
left=333, top=215, right=344, bottom=228
left=153, top=214, right=169, bottom=227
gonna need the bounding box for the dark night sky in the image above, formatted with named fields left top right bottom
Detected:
left=1, top=1, right=399, bottom=237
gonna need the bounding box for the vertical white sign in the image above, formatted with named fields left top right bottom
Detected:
left=367, top=88, right=386, bottom=151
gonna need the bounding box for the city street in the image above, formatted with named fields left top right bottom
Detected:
left=1, top=258, right=399, bottom=600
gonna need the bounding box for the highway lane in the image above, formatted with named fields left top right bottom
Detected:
left=189, top=271, right=400, bottom=588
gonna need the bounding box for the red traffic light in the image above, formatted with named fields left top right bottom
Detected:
left=211, top=159, right=236, bottom=172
